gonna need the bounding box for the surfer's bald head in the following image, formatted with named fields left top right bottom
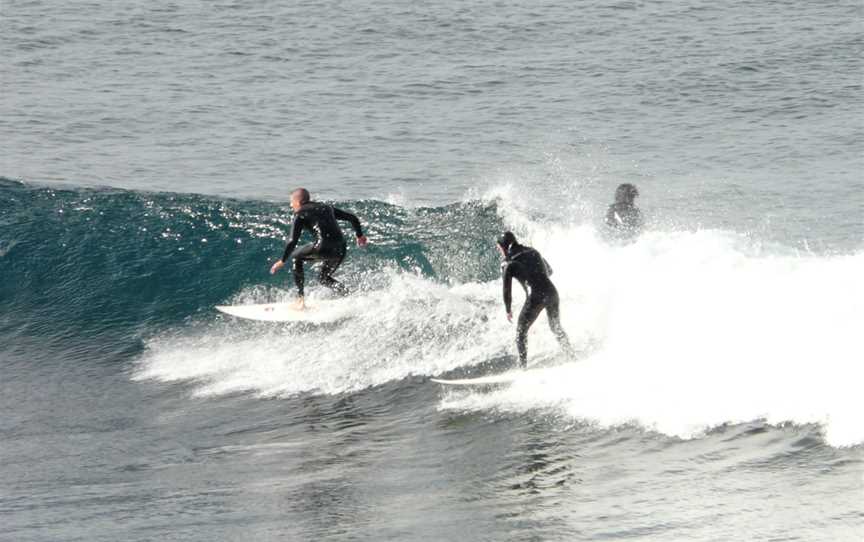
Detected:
left=292, top=188, right=310, bottom=204
left=291, top=188, right=310, bottom=210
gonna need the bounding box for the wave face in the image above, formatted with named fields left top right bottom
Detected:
left=2, top=178, right=862, bottom=447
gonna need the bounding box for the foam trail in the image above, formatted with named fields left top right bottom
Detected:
left=135, top=271, right=523, bottom=397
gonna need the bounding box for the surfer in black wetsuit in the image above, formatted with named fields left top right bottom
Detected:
left=498, top=232, right=574, bottom=368
left=270, top=188, right=368, bottom=309
left=605, top=183, right=643, bottom=241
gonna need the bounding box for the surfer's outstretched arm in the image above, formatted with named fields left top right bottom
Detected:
left=334, top=208, right=368, bottom=246
left=270, top=215, right=305, bottom=274
left=333, top=208, right=363, bottom=236
left=281, top=214, right=305, bottom=262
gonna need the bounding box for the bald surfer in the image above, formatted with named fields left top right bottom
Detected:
left=497, top=232, right=574, bottom=368
left=270, top=188, right=368, bottom=309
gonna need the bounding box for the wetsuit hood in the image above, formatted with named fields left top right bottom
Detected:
left=615, top=183, right=639, bottom=205
left=497, top=231, right=517, bottom=251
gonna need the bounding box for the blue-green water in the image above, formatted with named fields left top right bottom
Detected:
left=2, top=0, right=862, bottom=540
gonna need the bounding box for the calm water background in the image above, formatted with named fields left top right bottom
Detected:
left=2, top=0, right=862, bottom=540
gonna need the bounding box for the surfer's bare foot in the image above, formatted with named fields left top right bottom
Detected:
left=292, top=298, right=306, bottom=310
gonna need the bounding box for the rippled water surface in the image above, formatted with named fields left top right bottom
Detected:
left=2, top=0, right=862, bottom=540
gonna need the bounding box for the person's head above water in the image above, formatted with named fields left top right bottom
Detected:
left=497, top=231, right=518, bottom=257
left=614, top=183, right=639, bottom=205
left=290, top=187, right=311, bottom=211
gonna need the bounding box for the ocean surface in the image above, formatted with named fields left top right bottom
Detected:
left=2, top=1, right=862, bottom=540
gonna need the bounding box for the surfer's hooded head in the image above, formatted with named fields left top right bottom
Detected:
left=614, top=183, right=639, bottom=205
left=497, top=231, right=518, bottom=258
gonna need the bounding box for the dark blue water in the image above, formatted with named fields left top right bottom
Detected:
left=2, top=0, right=862, bottom=540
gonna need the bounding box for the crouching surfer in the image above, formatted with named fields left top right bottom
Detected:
left=270, top=188, right=368, bottom=309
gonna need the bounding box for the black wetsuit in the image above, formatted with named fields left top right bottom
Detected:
left=280, top=202, right=364, bottom=296
left=605, top=203, right=643, bottom=240
left=501, top=244, right=573, bottom=368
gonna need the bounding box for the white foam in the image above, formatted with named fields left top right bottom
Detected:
left=442, top=217, right=864, bottom=448
left=135, top=272, right=516, bottom=398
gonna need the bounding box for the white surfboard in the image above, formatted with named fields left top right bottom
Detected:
left=430, top=370, right=523, bottom=387
left=215, top=301, right=351, bottom=323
